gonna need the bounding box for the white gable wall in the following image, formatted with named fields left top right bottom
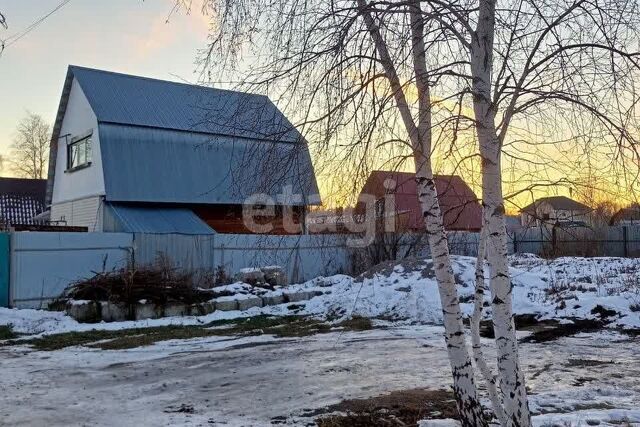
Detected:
left=50, top=78, right=106, bottom=230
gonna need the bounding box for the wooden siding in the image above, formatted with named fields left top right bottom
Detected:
left=193, top=205, right=304, bottom=234
left=50, top=196, right=104, bottom=231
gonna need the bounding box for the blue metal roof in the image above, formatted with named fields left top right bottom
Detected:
left=99, top=123, right=320, bottom=205
left=69, top=66, right=300, bottom=142
left=104, top=203, right=215, bottom=235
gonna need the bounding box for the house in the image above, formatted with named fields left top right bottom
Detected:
left=356, top=171, right=482, bottom=232
left=0, top=177, right=47, bottom=228
left=504, top=215, right=523, bottom=234
left=520, top=196, right=591, bottom=228
left=610, top=205, right=640, bottom=226
left=46, top=66, right=319, bottom=234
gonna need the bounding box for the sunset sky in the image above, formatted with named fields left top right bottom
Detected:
left=0, top=0, right=209, bottom=155
left=1, top=1, right=637, bottom=211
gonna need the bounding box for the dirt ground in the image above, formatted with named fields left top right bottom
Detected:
left=1, top=325, right=639, bottom=426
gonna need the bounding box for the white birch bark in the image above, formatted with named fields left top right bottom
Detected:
left=470, top=0, right=531, bottom=425
left=357, top=1, right=486, bottom=424
left=472, top=211, right=508, bottom=426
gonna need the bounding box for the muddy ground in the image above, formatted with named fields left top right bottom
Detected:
left=1, top=323, right=639, bottom=426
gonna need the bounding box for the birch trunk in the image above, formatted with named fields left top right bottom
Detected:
left=472, top=212, right=508, bottom=426
left=470, top=0, right=531, bottom=425
left=357, top=1, right=486, bottom=424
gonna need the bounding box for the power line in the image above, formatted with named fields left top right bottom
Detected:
left=0, top=0, right=72, bottom=56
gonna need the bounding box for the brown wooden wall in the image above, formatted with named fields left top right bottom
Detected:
left=193, top=205, right=304, bottom=234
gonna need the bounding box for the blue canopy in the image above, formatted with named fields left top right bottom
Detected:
left=104, top=203, right=215, bottom=235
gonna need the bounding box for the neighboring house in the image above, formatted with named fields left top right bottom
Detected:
left=610, top=205, right=640, bottom=226
left=505, top=215, right=523, bottom=234
left=520, top=196, right=591, bottom=228
left=46, top=66, right=319, bottom=234
left=356, top=171, right=482, bottom=232
left=0, top=177, right=46, bottom=228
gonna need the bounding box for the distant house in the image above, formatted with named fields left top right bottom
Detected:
left=0, top=177, right=46, bottom=228
left=504, top=215, right=523, bottom=233
left=610, top=205, right=640, bottom=226
left=356, top=171, right=482, bottom=232
left=520, top=196, right=591, bottom=228
left=46, top=66, right=319, bottom=234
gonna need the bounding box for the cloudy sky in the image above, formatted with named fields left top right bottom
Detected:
left=0, top=0, right=209, bottom=158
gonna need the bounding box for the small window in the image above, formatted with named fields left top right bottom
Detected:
left=67, top=135, right=92, bottom=171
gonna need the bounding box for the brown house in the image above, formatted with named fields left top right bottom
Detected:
left=356, top=171, right=482, bottom=232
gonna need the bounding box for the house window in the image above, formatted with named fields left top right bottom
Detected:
left=67, top=134, right=92, bottom=171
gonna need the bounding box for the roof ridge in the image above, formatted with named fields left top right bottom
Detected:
left=68, top=65, right=268, bottom=99
left=371, top=170, right=461, bottom=177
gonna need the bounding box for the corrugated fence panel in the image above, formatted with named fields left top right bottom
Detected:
left=133, top=233, right=216, bottom=271
left=213, top=234, right=351, bottom=282
left=627, top=226, right=640, bottom=257
left=133, top=233, right=351, bottom=282
left=10, top=232, right=133, bottom=308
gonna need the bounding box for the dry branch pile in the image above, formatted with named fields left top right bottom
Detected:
left=59, top=265, right=225, bottom=307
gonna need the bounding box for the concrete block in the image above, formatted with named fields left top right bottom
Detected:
left=135, top=303, right=160, bottom=320
left=163, top=303, right=189, bottom=317
left=66, top=300, right=101, bottom=323
left=261, top=266, right=287, bottom=286
left=237, top=297, right=263, bottom=311
left=100, top=302, right=128, bottom=322
left=235, top=268, right=265, bottom=285
left=215, top=299, right=238, bottom=311
left=284, top=291, right=313, bottom=303
left=262, top=293, right=285, bottom=306
left=193, top=301, right=216, bottom=315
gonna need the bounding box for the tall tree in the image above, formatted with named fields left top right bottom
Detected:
left=10, top=112, right=50, bottom=179
left=193, top=1, right=487, bottom=423
left=442, top=1, right=640, bottom=424
left=186, top=0, right=640, bottom=424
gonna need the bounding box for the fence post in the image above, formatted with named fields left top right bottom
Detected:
left=513, top=233, right=518, bottom=254
left=0, top=233, right=9, bottom=308
left=552, top=226, right=558, bottom=256
left=623, top=226, right=628, bottom=258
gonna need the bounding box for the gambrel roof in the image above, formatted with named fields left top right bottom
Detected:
left=66, top=66, right=300, bottom=142
left=47, top=66, right=319, bottom=206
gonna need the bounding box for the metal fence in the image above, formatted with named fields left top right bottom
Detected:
left=8, top=232, right=132, bottom=308
left=2, top=230, right=489, bottom=309
left=3, top=232, right=353, bottom=308
left=133, top=232, right=352, bottom=285
left=512, top=225, right=640, bottom=257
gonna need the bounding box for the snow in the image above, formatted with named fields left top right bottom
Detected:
left=1, top=255, right=640, bottom=425
left=238, top=267, right=262, bottom=273
left=2, top=255, right=640, bottom=336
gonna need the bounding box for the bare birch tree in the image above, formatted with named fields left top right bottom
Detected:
left=189, top=0, right=487, bottom=423
left=10, top=112, right=50, bottom=179
left=423, top=1, right=640, bottom=424
left=183, top=0, right=640, bottom=424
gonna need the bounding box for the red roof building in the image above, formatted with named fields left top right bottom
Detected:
left=356, top=171, right=482, bottom=232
